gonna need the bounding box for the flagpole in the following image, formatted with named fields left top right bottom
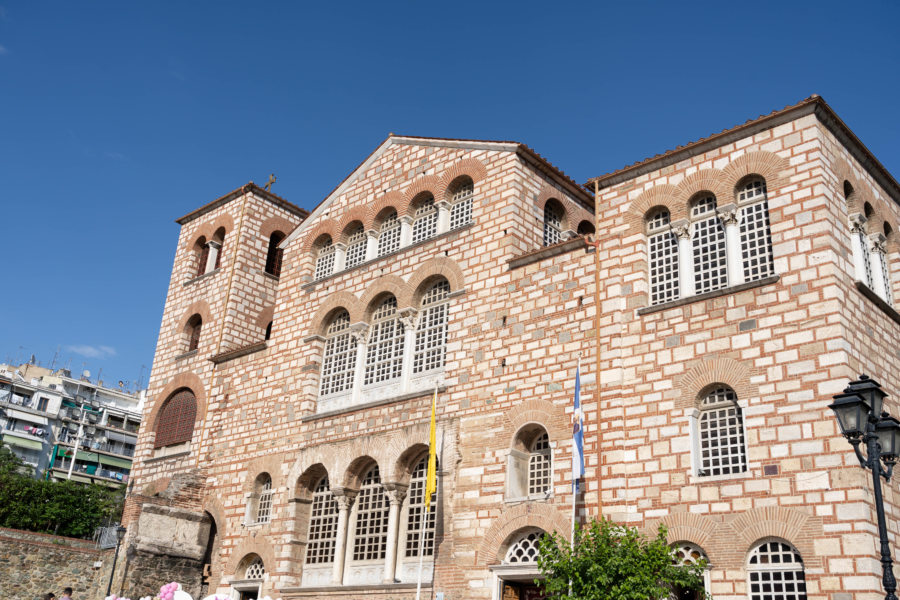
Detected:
left=416, top=385, right=438, bottom=600
left=415, top=509, right=427, bottom=600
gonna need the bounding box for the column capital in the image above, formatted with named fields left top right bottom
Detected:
left=366, top=229, right=379, bottom=239
left=399, top=215, right=414, bottom=225
left=849, top=212, right=868, bottom=233
left=350, top=323, right=369, bottom=345
left=435, top=199, right=452, bottom=211
left=717, top=203, right=740, bottom=226
left=869, top=232, right=888, bottom=254
left=333, top=241, right=348, bottom=250
left=382, top=482, right=409, bottom=505
left=207, top=240, right=222, bottom=249
left=670, top=219, right=691, bottom=240
left=398, top=308, right=419, bottom=331
left=331, top=486, right=357, bottom=510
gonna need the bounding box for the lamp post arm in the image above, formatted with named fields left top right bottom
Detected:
left=867, top=427, right=899, bottom=600
left=850, top=437, right=869, bottom=469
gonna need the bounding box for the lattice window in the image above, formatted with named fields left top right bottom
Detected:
left=504, top=530, right=544, bottom=564
left=449, top=182, right=474, bottom=229
left=647, top=209, right=679, bottom=305
left=364, top=297, right=404, bottom=385
left=698, top=387, right=747, bottom=476
left=378, top=211, right=401, bottom=256
left=315, top=239, right=335, bottom=280
left=344, top=226, right=367, bottom=269
left=691, top=195, right=728, bottom=294
left=859, top=231, right=873, bottom=286
left=748, top=541, right=807, bottom=600
left=405, top=456, right=438, bottom=557
left=881, top=250, right=894, bottom=305
left=412, top=197, right=437, bottom=244
left=320, top=311, right=354, bottom=396
left=154, top=389, right=197, bottom=448
left=305, top=476, right=339, bottom=564
left=673, top=542, right=708, bottom=566
left=245, top=557, right=265, bottom=580
left=528, top=432, right=552, bottom=495
left=265, top=232, right=285, bottom=277
left=738, top=179, right=774, bottom=282
left=188, top=317, right=202, bottom=352
left=255, top=475, right=273, bottom=524
left=413, top=280, right=450, bottom=373
left=543, top=203, right=562, bottom=246
left=352, top=465, right=388, bottom=561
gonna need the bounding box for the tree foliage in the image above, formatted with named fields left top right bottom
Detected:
left=537, top=518, right=706, bottom=600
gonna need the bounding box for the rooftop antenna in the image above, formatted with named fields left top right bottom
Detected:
left=264, top=173, right=277, bottom=192
left=50, top=346, right=60, bottom=370
left=137, top=365, right=147, bottom=390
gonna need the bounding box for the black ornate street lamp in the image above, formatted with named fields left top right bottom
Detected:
left=830, top=375, right=900, bottom=600
left=106, top=525, right=127, bottom=597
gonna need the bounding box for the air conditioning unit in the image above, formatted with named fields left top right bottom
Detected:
left=86, top=426, right=97, bottom=436
left=87, top=412, right=99, bottom=424
left=68, top=408, right=82, bottom=420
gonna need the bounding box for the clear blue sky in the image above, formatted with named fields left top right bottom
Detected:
left=1, top=1, right=898, bottom=388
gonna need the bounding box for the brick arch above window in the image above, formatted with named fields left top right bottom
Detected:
left=225, top=540, right=277, bottom=579
left=153, top=388, right=198, bottom=448
left=147, top=373, right=207, bottom=438
left=309, top=292, right=365, bottom=336
left=359, top=275, right=414, bottom=317
left=536, top=186, right=575, bottom=233
left=188, top=213, right=235, bottom=250
left=650, top=511, right=718, bottom=553
left=407, top=257, right=465, bottom=305
left=337, top=209, right=370, bottom=241
left=342, top=455, right=380, bottom=491
left=673, top=169, right=730, bottom=210
left=368, top=193, right=405, bottom=228
left=255, top=305, right=275, bottom=332
left=625, top=184, right=681, bottom=236
left=295, top=462, right=329, bottom=500
left=675, top=357, right=755, bottom=411
left=242, top=454, right=287, bottom=495
left=726, top=506, right=823, bottom=570
left=301, top=221, right=340, bottom=254
left=438, top=158, right=488, bottom=201
left=478, top=503, right=570, bottom=565
left=401, top=175, right=442, bottom=218
left=502, top=397, right=569, bottom=448
left=721, top=150, right=790, bottom=197
left=259, top=215, right=297, bottom=241
left=173, top=301, right=213, bottom=347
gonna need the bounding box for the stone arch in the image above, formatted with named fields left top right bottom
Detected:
left=676, top=357, right=754, bottom=410
left=255, top=305, right=275, bottom=331
left=626, top=184, right=682, bottom=235
left=367, top=191, right=405, bottom=228
left=336, top=207, right=370, bottom=241
left=287, top=445, right=344, bottom=498
left=174, top=300, right=213, bottom=340
left=225, top=541, right=276, bottom=578
left=394, top=443, right=430, bottom=486
left=259, top=215, right=296, bottom=240
left=191, top=213, right=236, bottom=248
left=301, top=220, right=339, bottom=253
left=309, top=292, right=363, bottom=335
left=407, top=257, right=466, bottom=305
left=726, top=506, right=823, bottom=570
left=147, top=373, right=207, bottom=435
left=536, top=185, right=578, bottom=232
left=401, top=175, right=442, bottom=217
left=722, top=150, right=790, bottom=196
left=359, top=275, right=413, bottom=315
left=503, top=398, right=569, bottom=448
left=242, top=454, right=288, bottom=494
left=295, top=462, right=330, bottom=501
left=478, top=503, right=570, bottom=565
left=649, top=512, right=718, bottom=553
left=201, top=494, right=228, bottom=538
left=438, top=157, right=489, bottom=201
left=674, top=169, right=730, bottom=213
left=342, top=455, right=380, bottom=491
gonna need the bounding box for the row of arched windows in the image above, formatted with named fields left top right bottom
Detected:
left=845, top=181, right=895, bottom=306
left=193, top=227, right=226, bottom=278
left=541, top=199, right=595, bottom=248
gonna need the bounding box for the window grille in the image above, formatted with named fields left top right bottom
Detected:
left=413, top=280, right=450, bottom=373
left=647, top=209, right=679, bottom=305
left=255, top=476, right=273, bottom=524
left=364, top=297, right=404, bottom=385
left=320, top=311, right=354, bottom=396
left=405, top=456, right=437, bottom=557
left=315, top=240, right=335, bottom=280
left=305, top=476, right=339, bottom=564
left=197, top=244, right=209, bottom=277
left=352, top=465, right=388, bottom=561
left=738, top=178, right=767, bottom=203
left=673, top=542, right=708, bottom=566
left=528, top=432, right=552, bottom=495
left=449, top=182, right=474, bottom=229
left=412, top=197, right=437, bottom=244
left=738, top=180, right=774, bottom=282
left=344, top=226, right=367, bottom=269
left=245, top=557, right=265, bottom=580
left=378, top=211, right=401, bottom=256
left=504, top=530, right=543, bottom=563
left=154, top=389, right=197, bottom=448
left=860, top=231, right=873, bottom=286
left=691, top=195, right=727, bottom=294
left=188, top=319, right=201, bottom=352
left=882, top=251, right=894, bottom=305
left=748, top=541, right=806, bottom=600
left=698, top=387, right=747, bottom=476
left=543, top=203, right=562, bottom=246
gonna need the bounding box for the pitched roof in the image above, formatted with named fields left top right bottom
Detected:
left=175, top=182, right=309, bottom=225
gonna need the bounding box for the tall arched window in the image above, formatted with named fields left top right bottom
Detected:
left=315, top=238, right=335, bottom=280
left=305, top=476, right=339, bottom=565
left=737, top=177, right=774, bottom=282
left=543, top=201, right=563, bottom=246
left=528, top=432, right=552, bottom=496
left=320, top=311, right=354, bottom=396
left=352, top=465, right=388, bottom=561
left=882, top=222, right=894, bottom=306
left=413, top=280, right=450, bottom=374
left=194, top=237, right=209, bottom=277
left=378, top=211, right=401, bottom=256
left=364, top=297, right=404, bottom=385
left=212, top=227, right=226, bottom=270
left=449, top=179, right=474, bottom=230
left=254, top=474, right=274, bottom=524
left=405, top=455, right=438, bottom=558
left=412, top=195, right=438, bottom=244
left=698, top=386, right=747, bottom=476
left=507, top=426, right=552, bottom=500
left=265, top=231, right=285, bottom=277
left=747, top=541, right=806, bottom=600
left=154, top=388, right=197, bottom=448
left=344, top=225, right=367, bottom=269
left=186, top=315, right=202, bottom=352
left=691, top=194, right=727, bottom=294
left=647, top=208, right=679, bottom=305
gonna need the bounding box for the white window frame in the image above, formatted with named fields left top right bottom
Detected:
left=449, top=182, right=474, bottom=230
left=690, top=194, right=728, bottom=295
left=315, top=240, right=336, bottom=280
left=413, top=281, right=450, bottom=374
left=747, top=540, right=807, bottom=600
left=349, top=465, right=389, bottom=564
left=543, top=203, right=563, bottom=246
left=647, top=209, right=680, bottom=306
left=363, top=297, right=405, bottom=386
left=343, top=226, right=367, bottom=270
left=320, top=311, right=355, bottom=397
left=254, top=476, right=274, bottom=524
left=737, top=178, right=775, bottom=282
left=403, top=456, right=437, bottom=559
left=305, top=476, right=339, bottom=565
left=412, top=197, right=438, bottom=244
left=695, top=386, right=748, bottom=478
left=378, top=211, right=402, bottom=256
left=527, top=432, right=552, bottom=496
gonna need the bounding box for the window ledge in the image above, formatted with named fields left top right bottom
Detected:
left=504, top=494, right=554, bottom=505
left=302, top=385, right=448, bottom=422
left=637, top=274, right=780, bottom=315
left=855, top=281, right=900, bottom=325
left=261, top=270, right=280, bottom=281
left=183, top=268, right=220, bottom=287
left=144, top=450, right=190, bottom=464
left=508, top=237, right=589, bottom=270
left=173, top=349, right=199, bottom=362
left=209, top=341, right=267, bottom=364
left=689, top=469, right=753, bottom=485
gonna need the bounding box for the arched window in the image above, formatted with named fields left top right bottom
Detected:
left=378, top=211, right=401, bottom=256
left=690, top=194, right=727, bottom=294
left=747, top=541, right=806, bottom=600
left=212, top=227, right=226, bottom=270
left=698, top=386, right=747, bottom=476
left=265, top=231, right=285, bottom=277
left=577, top=220, right=596, bottom=236
left=449, top=179, right=474, bottom=230
left=344, top=225, right=367, bottom=270
left=364, top=297, right=404, bottom=385
left=254, top=474, right=274, bottom=524
left=412, top=195, right=438, bottom=244
left=320, top=311, right=354, bottom=396
left=543, top=201, right=563, bottom=246
left=503, top=530, right=544, bottom=564
left=305, top=476, right=339, bottom=564
left=154, top=388, right=197, bottom=448
left=413, top=280, right=450, bottom=374
left=507, top=426, right=552, bottom=500
left=647, top=208, right=679, bottom=306
left=672, top=542, right=709, bottom=600
left=315, top=238, right=335, bottom=280
left=264, top=321, right=273, bottom=341
left=194, top=237, right=209, bottom=277
left=186, top=315, right=202, bottom=352
left=352, top=465, right=388, bottom=561
left=528, top=432, right=552, bottom=496
left=244, top=556, right=265, bottom=580
left=405, top=455, right=438, bottom=558
left=737, top=177, right=774, bottom=282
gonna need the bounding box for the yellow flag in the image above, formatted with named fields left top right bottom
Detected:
left=424, top=388, right=437, bottom=512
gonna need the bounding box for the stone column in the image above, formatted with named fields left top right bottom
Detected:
left=365, top=230, right=379, bottom=261
left=718, top=204, right=743, bottom=287
left=436, top=200, right=451, bottom=234
left=671, top=219, right=695, bottom=298
left=350, top=324, right=369, bottom=403
left=850, top=214, right=869, bottom=283
left=869, top=233, right=891, bottom=303
left=333, top=242, right=348, bottom=273
left=331, top=487, right=357, bottom=585
left=382, top=483, right=409, bottom=583
left=399, top=216, right=413, bottom=247
left=205, top=241, right=222, bottom=273
left=398, top=309, right=419, bottom=393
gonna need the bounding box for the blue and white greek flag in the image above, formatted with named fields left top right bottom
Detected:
left=572, top=366, right=585, bottom=484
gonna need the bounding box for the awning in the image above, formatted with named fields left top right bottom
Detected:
left=98, top=455, right=132, bottom=469
left=6, top=409, right=48, bottom=426
left=74, top=450, right=100, bottom=463
left=3, top=434, right=43, bottom=450
left=106, top=430, right=137, bottom=444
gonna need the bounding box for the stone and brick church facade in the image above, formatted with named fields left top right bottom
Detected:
left=120, top=96, right=900, bottom=600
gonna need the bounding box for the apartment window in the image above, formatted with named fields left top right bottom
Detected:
left=265, top=231, right=285, bottom=277
left=405, top=456, right=437, bottom=557
left=315, top=238, right=336, bottom=280
left=352, top=465, right=388, bottom=561
left=378, top=211, right=402, bottom=256
left=344, top=225, right=367, bottom=270
left=691, top=194, right=728, bottom=294
left=543, top=201, right=563, bottom=246
left=254, top=474, right=274, bottom=524
left=412, top=196, right=438, bottom=244
left=647, top=208, right=679, bottom=305
left=698, top=386, right=747, bottom=477
left=748, top=541, right=806, bottom=600
left=449, top=179, right=474, bottom=230
left=413, top=280, right=450, bottom=374
left=364, top=296, right=404, bottom=385
left=154, top=388, right=197, bottom=448
left=320, top=311, right=354, bottom=396
left=528, top=432, right=552, bottom=496
left=36, top=397, right=49, bottom=412
left=738, top=178, right=774, bottom=282
left=305, top=476, right=338, bottom=564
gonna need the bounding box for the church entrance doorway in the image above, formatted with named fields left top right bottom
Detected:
left=501, top=580, right=546, bottom=600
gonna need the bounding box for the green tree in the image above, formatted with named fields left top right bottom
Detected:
left=536, top=518, right=706, bottom=600
left=0, top=445, right=24, bottom=476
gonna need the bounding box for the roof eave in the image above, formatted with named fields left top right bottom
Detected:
left=175, top=183, right=309, bottom=226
